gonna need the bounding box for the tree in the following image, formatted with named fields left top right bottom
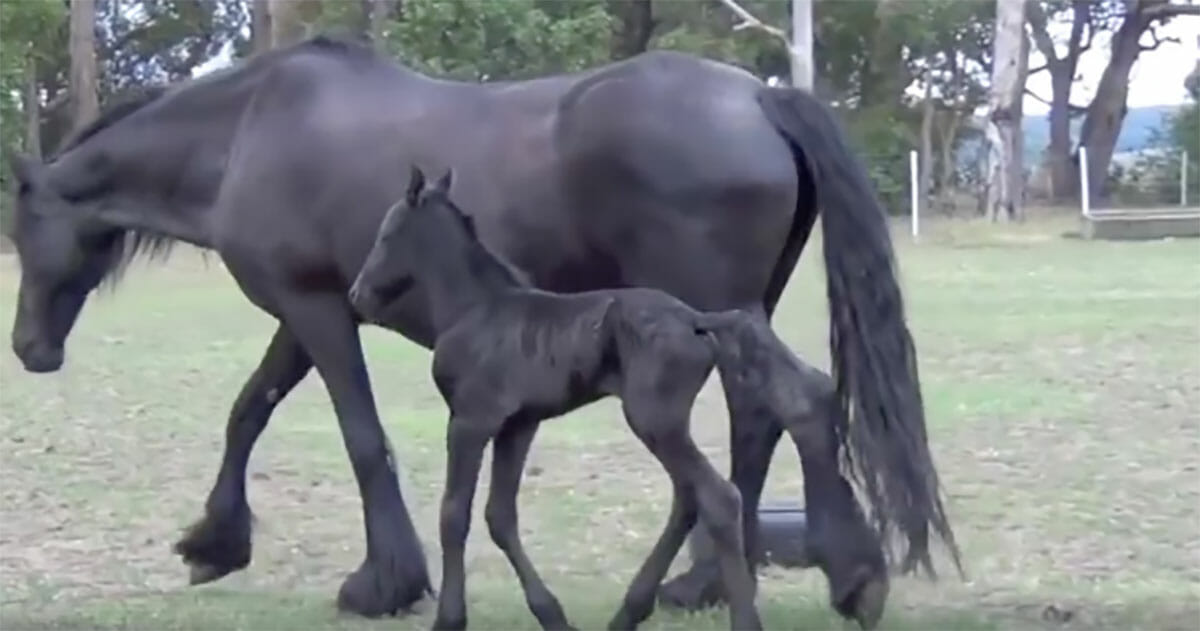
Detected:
left=608, top=0, right=656, bottom=60
left=69, top=0, right=100, bottom=130
left=1077, top=0, right=1200, bottom=200
left=1024, top=0, right=1121, bottom=201
left=985, top=0, right=1030, bottom=222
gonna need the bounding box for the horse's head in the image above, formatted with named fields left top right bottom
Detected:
left=6, top=152, right=124, bottom=373
left=349, top=166, right=462, bottom=321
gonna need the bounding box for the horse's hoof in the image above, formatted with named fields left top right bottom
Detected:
left=173, top=510, right=252, bottom=586
left=657, top=566, right=725, bottom=611
left=840, top=571, right=888, bottom=631
left=336, top=554, right=433, bottom=618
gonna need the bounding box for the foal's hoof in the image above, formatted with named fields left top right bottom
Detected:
left=832, top=568, right=889, bottom=631
left=187, top=562, right=238, bottom=586
left=431, top=614, right=467, bottom=631
left=657, top=565, right=725, bottom=611
left=337, top=555, right=434, bottom=618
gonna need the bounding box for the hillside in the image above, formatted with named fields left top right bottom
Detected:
left=1021, top=104, right=1180, bottom=162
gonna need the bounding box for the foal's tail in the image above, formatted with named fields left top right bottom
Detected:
left=754, top=86, right=962, bottom=579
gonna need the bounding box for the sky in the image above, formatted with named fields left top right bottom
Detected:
left=1024, top=15, right=1199, bottom=114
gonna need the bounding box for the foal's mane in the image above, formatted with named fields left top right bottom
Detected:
left=49, top=35, right=377, bottom=289
left=420, top=188, right=532, bottom=290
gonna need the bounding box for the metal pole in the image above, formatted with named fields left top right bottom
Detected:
left=1078, top=146, right=1090, bottom=218
left=791, top=0, right=813, bottom=90
left=910, top=150, right=920, bottom=239
left=1182, top=150, right=1189, bottom=207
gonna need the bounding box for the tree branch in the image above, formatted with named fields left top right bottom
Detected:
left=1140, top=23, right=1181, bottom=51
left=1142, top=1, right=1200, bottom=21
left=1024, top=87, right=1088, bottom=114
left=1024, top=0, right=1060, bottom=61
left=1028, top=63, right=1050, bottom=75
left=717, top=0, right=789, bottom=45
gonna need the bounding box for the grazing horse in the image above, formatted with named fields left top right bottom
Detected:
left=4, top=36, right=959, bottom=626
left=350, top=166, right=767, bottom=631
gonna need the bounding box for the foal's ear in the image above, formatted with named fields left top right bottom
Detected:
left=434, top=168, right=453, bottom=194
left=405, top=165, right=426, bottom=206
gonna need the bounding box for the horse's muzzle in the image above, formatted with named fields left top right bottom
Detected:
left=13, top=339, right=64, bottom=373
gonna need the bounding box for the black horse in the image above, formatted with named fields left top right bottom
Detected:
left=4, top=36, right=958, bottom=626
left=350, top=166, right=768, bottom=631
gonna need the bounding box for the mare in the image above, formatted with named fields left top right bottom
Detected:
left=350, top=166, right=767, bottom=630
left=4, top=36, right=960, bottom=626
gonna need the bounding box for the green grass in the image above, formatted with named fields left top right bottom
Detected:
left=1, top=216, right=1198, bottom=630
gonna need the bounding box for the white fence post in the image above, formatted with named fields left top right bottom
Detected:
left=1078, top=146, right=1091, bottom=218
left=1182, top=150, right=1189, bottom=207
left=909, top=150, right=920, bottom=239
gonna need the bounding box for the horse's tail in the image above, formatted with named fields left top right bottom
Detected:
left=754, top=86, right=962, bottom=579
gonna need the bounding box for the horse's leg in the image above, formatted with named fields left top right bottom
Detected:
left=274, top=291, right=432, bottom=617
left=657, top=384, right=783, bottom=611
left=483, top=418, right=574, bottom=631
left=175, top=323, right=312, bottom=584
left=432, top=414, right=493, bottom=631
left=613, top=395, right=761, bottom=631
left=785, top=367, right=888, bottom=630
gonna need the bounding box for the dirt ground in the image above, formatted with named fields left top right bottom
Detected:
left=1, top=218, right=1198, bottom=630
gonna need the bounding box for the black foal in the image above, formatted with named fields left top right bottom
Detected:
left=349, top=168, right=764, bottom=631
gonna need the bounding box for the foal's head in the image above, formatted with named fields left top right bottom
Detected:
left=349, top=165, right=493, bottom=320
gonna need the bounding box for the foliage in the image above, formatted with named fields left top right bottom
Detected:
left=382, top=0, right=614, bottom=80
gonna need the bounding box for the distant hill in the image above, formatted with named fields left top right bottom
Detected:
left=1021, top=104, right=1180, bottom=163
left=954, top=105, right=1183, bottom=171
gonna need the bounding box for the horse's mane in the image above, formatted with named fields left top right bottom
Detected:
left=54, top=34, right=381, bottom=290
left=54, top=34, right=377, bottom=160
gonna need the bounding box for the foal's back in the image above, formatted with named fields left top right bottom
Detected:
left=430, top=289, right=619, bottom=420
left=430, top=286, right=715, bottom=421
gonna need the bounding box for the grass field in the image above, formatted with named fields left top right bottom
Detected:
left=1, top=217, right=1198, bottom=631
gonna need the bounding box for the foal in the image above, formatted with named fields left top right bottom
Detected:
left=349, top=168, right=763, bottom=631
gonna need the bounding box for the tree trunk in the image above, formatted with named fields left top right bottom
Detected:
left=23, top=59, right=42, bottom=158
left=862, top=0, right=906, bottom=107
left=252, top=0, right=272, bottom=54
left=1044, top=64, right=1076, bottom=199
left=985, top=0, right=1028, bottom=223
left=68, top=0, right=99, bottom=131
left=1077, top=6, right=1151, bottom=202
left=607, top=0, right=655, bottom=60
left=1026, top=0, right=1091, bottom=201
left=920, top=70, right=935, bottom=210
left=790, top=0, right=813, bottom=90
left=269, top=0, right=323, bottom=48
left=368, top=0, right=389, bottom=47
left=936, top=110, right=963, bottom=213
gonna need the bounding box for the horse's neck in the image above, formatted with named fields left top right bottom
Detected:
left=48, top=138, right=217, bottom=248
left=424, top=243, right=515, bottom=334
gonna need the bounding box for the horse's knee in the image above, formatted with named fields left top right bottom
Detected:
left=484, top=499, right=516, bottom=546
left=699, top=479, right=743, bottom=547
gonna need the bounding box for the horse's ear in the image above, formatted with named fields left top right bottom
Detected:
left=6, top=152, right=41, bottom=185
left=406, top=165, right=426, bottom=206
left=434, top=168, right=453, bottom=194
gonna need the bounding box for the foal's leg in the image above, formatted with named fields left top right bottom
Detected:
left=175, top=324, right=312, bottom=584
left=484, top=418, right=574, bottom=631
left=433, top=414, right=494, bottom=631
left=274, top=292, right=432, bottom=616
left=613, top=394, right=761, bottom=631
left=657, top=405, right=782, bottom=610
